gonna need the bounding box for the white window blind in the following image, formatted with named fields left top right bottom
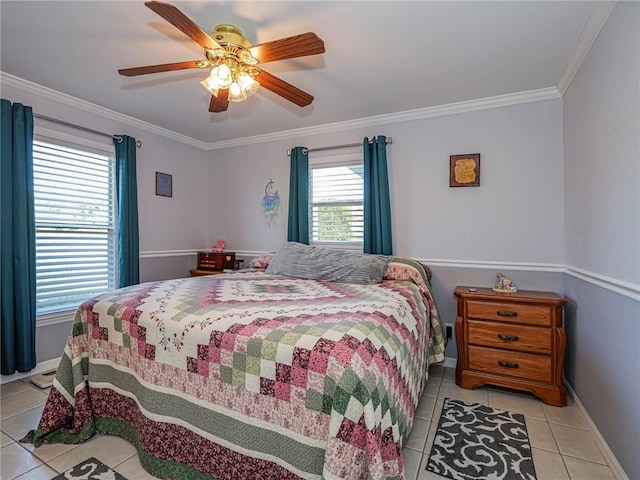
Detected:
left=310, top=161, right=364, bottom=248
left=33, top=140, right=116, bottom=314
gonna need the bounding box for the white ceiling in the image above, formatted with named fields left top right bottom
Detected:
left=1, top=1, right=601, bottom=145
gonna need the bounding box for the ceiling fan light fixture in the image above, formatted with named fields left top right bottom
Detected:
left=200, top=63, right=233, bottom=94
left=228, top=71, right=260, bottom=102
left=200, top=79, right=219, bottom=96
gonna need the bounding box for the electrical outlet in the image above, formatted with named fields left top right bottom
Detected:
left=445, top=323, right=454, bottom=340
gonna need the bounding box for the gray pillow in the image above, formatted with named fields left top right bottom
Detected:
left=266, top=242, right=391, bottom=285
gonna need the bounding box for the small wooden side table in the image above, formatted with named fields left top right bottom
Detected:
left=454, top=286, right=568, bottom=406
left=189, top=269, right=224, bottom=277
left=190, top=251, right=237, bottom=277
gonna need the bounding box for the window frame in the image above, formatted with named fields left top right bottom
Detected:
left=308, top=152, right=364, bottom=251
left=33, top=127, right=118, bottom=325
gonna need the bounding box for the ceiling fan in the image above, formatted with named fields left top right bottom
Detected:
left=118, top=1, right=325, bottom=113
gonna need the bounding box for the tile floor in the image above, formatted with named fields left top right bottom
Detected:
left=0, top=366, right=617, bottom=480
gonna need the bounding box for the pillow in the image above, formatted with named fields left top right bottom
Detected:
left=383, top=257, right=433, bottom=294
left=265, top=242, right=391, bottom=285
left=247, top=253, right=274, bottom=269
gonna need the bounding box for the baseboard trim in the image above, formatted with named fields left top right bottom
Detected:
left=565, top=382, right=629, bottom=480
left=1, top=357, right=61, bottom=385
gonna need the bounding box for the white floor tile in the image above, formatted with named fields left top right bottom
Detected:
left=1, top=430, right=14, bottom=448
left=438, top=381, right=488, bottom=405
left=0, top=388, right=48, bottom=418
left=563, top=455, right=616, bottom=480
left=415, top=394, right=436, bottom=421
left=441, top=367, right=455, bottom=383
left=550, top=423, right=607, bottom=465
left=525, top=417, right=558, bottom=453
left=423, top=422, right=438, bottom=454
left=402, top=447, right=422, bottom=480
left=543, top=404, right=587, bottom=430
left=423, top=376, right=441, bottom=396
left=1, top=381, right=34, bottom=399
left=11, top=463, right=58, bottom=480
left=487, top=390, right=546, bottom=420
left=0, top=442, right=43, bottom=479
left=432, top=397, right=444, bottom=420
left=47, top=434, right=137, bottom=473
left=23, top=438, right=80, bottom=463
left=531, top=447, right=570, bottom=480
left=405, top=418, right=430, bottom=452
left=1, top=405, right=45, bottom=442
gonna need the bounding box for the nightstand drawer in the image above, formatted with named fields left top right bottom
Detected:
left=468, top=320, right=551, bottom=355
left=197, top=251, right=235, bottom=270
left=468, top=346, right=552, bottom=383
left=467, top=300, right=551, bottom=327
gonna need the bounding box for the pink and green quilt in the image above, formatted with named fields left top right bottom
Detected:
left=28, top=261, right=445, bottom=479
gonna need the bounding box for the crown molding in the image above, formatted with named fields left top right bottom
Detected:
left=557, top=1, right=616, bottom=95
left=206, top=87, right=561, bottom=151
left=0, top=72, right=209, bottom=150
left=2, top=71, right=560, bottom=152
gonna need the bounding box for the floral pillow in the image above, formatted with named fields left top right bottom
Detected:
left=383, top=257, right=432, bottom=293
left=247, top=253, right=274, bottom=269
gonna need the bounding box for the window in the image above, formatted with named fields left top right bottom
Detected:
left=309, top=154, right=363, bottom=249
left=33, top=138, right=116, bottom=315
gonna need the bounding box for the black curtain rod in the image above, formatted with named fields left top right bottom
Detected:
left=287, top=137, right=392, bottom=156
left=34, top=113, right=142, bottom=148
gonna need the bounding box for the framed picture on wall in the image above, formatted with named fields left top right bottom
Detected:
left=449, top=153, right=480, bottom=187
left=156, top=172, right=172, bottom=197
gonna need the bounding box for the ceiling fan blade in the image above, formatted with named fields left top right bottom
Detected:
left=249, top=32, right=325, bottom=64
left=255, top=69, right=314, bottom=107
left=118, top=60, right=204, bottom=76
left=145, top=1, right=221, bottom=51
left=209, top=89, right=229, bottom=113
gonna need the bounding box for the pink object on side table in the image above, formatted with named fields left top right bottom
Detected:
left=212, top=238, right=226, bottom=253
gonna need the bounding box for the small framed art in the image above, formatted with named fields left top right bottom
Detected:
left=155, top=172, right=173, bottom=197
left=450, top=153, right=480, bottom=187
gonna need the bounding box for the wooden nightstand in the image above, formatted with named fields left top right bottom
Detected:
left=454, top=286, right=568, bottom=406
left=189, top=251, right=236, bottom=277
left=189, top=269, right=224, bottom=277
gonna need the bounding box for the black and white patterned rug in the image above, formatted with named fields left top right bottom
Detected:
left=426, top=398, right=537, bottom=480
left=51, top=457, right=128, bottom=480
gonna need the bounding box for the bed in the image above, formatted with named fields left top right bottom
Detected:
left=27, top=244, right=446, bottom=480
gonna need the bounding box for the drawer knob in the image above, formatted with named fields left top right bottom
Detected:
left=498, top=361, right=519, bottom=369
left=497, top=310, right=517, bottom=317
left=498, top=334, right=519, bottom=341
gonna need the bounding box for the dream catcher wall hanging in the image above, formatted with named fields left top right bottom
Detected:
left=262, top=179, right=280, bottom=227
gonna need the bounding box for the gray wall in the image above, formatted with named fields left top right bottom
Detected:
left=205, top=96, right=567, bottom=363
left=207, top=99, right=565, bottom=265
left=1, top=82, right=211, bottom=365
left=562, top=3, right=640, bottom=478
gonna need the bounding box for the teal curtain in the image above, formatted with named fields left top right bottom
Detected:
left=1, top=99, right=36, bottom=375
left=287, top=146, right=309, bottom=244
left=363, top=136, right=393, bottom=255
left=114, top=136, right=140, bottom=288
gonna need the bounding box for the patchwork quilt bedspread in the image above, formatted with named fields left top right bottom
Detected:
left=29, top=264, right=445, bottom=480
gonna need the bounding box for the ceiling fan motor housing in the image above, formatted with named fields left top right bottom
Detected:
left=211, top=24, right=251, bottom=49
